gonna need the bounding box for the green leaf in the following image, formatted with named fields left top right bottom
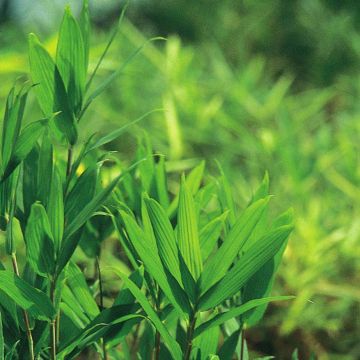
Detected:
left=144, top=198, right=182, bottom=284
left=200, top=211, right=228, bottom=261
left=56, top=6, right=86, bottom=115
left=193, top=325, right=219, bottom=360
left=28, top=33, right=77, bottom=145
left=167, top=160, right=205, bottom=218
left=25, top=202, right=55, bottom=276
left=120, top=211, right=191, bottom=315
left=195, top=296, right=294, bottom=337
left=1, top=85, right=29, bottom=169
left=110, top=268, right=183, bottom=360
left=65, top=165, right=98, bottom=223
left=2, top=119, right=47, bottom=181
left=177, top=175, right=203, bottom=280
left=217, top=330, right=241, bottom=360
left=37, top=132, right=53, bottom=207
left=201, top=197, right=271, bottom=293
left=199, top=225, right=293, bottom=310
left=47, top=167, right=64, bottom=254
left=78, top=0, right=90, bottom=73
left=0, top=270, right=55, bottom=321
left=66, top=262, right=99, bottom=319
left=58, top=170, right=132, bottom=274
left=154, top=155, right=170, bottom=209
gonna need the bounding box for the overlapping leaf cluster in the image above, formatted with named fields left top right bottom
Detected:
left=0, top=2, right=293, bottom=359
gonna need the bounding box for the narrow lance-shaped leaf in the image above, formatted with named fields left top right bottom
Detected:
left=0, top=270, right=55, bottom=321
left=25, top=203, right=55, bottom=277
left=199, top=225, right=293, bottom=310
left=47, top=167, right=64, bottom=254
left=56, top=6, right=86, bottom=115
left=78, top=0, right=90, bottom=73
left=2, top=119, right=47, bottom=181
left=201, top=196, right=271, bottom=292
left=144, top=197, right=182, bottom=284
left=37, top=131, right=53, bottom=207
left=177, top=175, right=203, bottom=280
left=28, top=33, right=77, bottom=145
left=194, top=296, right=294, bottom=338
left=120, top=210, right=191, bottom=315
left=1, top=85, right=29, bottom=169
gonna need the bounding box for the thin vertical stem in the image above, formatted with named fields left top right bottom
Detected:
left=184, top=314, right=197, bottom=360
left=240, top=328, right=245, bottom=360
left=153, top=330, right=161, bottom=360
left=96, top=256, right=108, bottom=360
left=11, top=253, right=35, bottom=360
left=50, top=279, right=57, bottom=360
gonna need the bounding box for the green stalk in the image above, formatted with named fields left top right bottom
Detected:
left=49, top=278, right=57, bottom=360
left=11, top=253, right=35, bottom=360
left=96, top=256, right=108, bottom=360
left=184, top=313, right=197, bottom=360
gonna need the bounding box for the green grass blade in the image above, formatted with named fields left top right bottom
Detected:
left=199, top=225, right=293, bottom=310
left=0, top=270, right=55, bottom=321
left=28, top=33, right=78, bottom=145
left=195, top=296, right=294, bottom=338
left=25, top=202, right=55, bottom=277
left=201, top=197, right=271, bottom=292
left=177, top=175, right=203, bottom=280
left=1, top=119, right=47, bottom=182
left=56, top=6, right=86, bottom=115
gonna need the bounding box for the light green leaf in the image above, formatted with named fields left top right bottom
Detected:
left=0, top=270, right=55, bottom=321
left=200, top=211, right=228, bottom=261
left=78, top=0, right=90, bottom=73
left=177, top=175, right=202, bottom=280
left=56, top=6, right=86, bottom=115
left=2, top=119, right=47, bottom=181
left=201, top=197, right=271, bottom=293
left=199, top=225, right=293, bottom=310
left=154, top=155, right=170, bottom=209
left=195, top=296, right=294, bottom=337
left=25, top=202, right=55, bottom=276
left=28, top=33, right=77, bottom=145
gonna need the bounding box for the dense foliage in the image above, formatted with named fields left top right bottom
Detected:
left=0, top=1, right=359, bottom=359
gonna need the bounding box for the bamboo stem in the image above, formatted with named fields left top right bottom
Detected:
left=184, top=315, right=197, bottom=360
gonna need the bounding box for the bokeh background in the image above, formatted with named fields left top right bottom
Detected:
left=0, top=0, right=359, bottom=358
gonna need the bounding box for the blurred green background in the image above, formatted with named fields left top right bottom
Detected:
left=0, top=0, right=359, bottom=359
